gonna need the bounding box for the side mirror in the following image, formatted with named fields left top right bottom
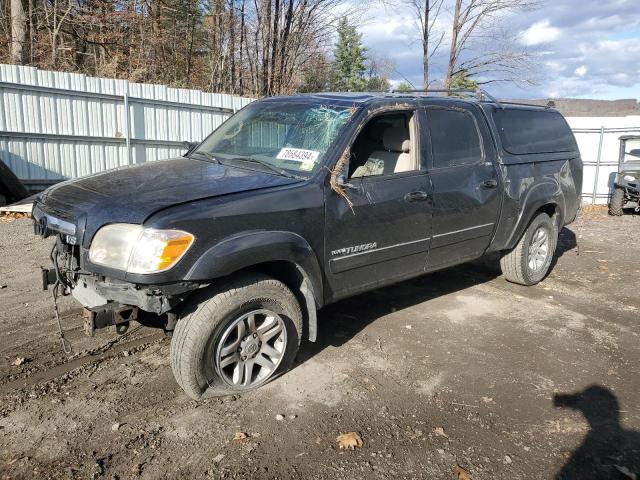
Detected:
left=183, top=141, right=199, bottom=156
left=336, top=173, right=359, bottom=191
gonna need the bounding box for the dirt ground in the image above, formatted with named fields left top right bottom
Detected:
left=0, top=209, right=639, bottom=480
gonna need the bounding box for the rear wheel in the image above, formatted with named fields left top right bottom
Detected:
left=608, top=187, right=625, bottom=216
left=171, top=273, right=303, bottom=400
left=500, top=212, right=557, bottom=286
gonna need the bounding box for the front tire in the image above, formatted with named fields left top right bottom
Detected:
left=500, top=212, right=557, bottom=286
left=171, top=273, right=303, bottom=400
left=608, top=187, right=625, bottom=216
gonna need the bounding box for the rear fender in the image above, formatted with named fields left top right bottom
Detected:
left=505, top=181, right=564, bottom=249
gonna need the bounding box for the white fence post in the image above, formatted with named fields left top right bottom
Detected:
left=592, top=126, right=605, bottom=204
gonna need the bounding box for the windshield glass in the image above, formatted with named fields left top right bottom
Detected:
left=623, top=138, right=640, bottom=163
left=194, top=101, right=354, bottom=177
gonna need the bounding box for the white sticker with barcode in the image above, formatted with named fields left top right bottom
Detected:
left=276, top=147, right=320, bottom=164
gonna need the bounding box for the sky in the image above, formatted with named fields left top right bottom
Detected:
left=355, top=0, right=640, bottom=100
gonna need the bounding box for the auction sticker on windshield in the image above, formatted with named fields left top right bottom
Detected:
left=277, top=148, right=320, bottom=163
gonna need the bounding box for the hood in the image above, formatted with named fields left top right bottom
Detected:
left=37, top=157, right=299, bottom=242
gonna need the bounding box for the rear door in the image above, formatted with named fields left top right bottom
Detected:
left=424, top=104, right=501, bottom=269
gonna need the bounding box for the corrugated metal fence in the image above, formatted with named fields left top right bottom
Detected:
left=0, top=65, right=252, bottom=190
left=1, top=65, right=639, bottom=204
left=565, top=117, right=640, bottom=204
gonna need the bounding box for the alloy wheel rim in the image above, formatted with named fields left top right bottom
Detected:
left=528, top=227, right=550, bottom=272
left=214, top=309, right=287, bottom=387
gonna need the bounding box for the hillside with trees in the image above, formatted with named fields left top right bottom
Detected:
left=1, top=0, right=537, bottom=95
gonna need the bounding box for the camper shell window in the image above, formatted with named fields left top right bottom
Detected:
left=492, top=108, right=578, bottom=155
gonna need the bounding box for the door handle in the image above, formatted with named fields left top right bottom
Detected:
left=404, top=191, right=429, bottom=202
left=480, top=179, right=498, bottom=189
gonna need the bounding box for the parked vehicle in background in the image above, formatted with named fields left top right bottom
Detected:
left=0, top=159, right=29, bottom=206
left=32, top=90, right=583, bottom=399
left=609, top=135, right=640, bottom=216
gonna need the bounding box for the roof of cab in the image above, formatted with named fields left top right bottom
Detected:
left=259, top=91, right=557, bottom=113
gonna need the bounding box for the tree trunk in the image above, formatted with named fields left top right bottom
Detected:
left=261, top=0, right=272, bottom=95
left=229, top=0, right=236, bottom=93
left=269, top=0, right=280, bottom=93
left=239, top=0, right=246, bottom=93
left=422, top=0, right=429, bottom=89
left=11, top=0, right=26, bottom=64
left=446, top=0, right=462, bottom=90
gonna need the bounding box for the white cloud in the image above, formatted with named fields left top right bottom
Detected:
left=546, top=61, right=566, bottom=73
left=345, top=0, right=640, bottom=99
left=520, top=20, right=562, bottom=46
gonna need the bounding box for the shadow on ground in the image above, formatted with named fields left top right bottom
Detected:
left=298, top=226, right=578, bottom=366
left=297, top=254, right=502, bottom=365
left=554, top=385, right=640, bottom=479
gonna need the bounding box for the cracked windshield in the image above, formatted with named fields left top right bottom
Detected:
left=194, top=102, right=354, bottom=177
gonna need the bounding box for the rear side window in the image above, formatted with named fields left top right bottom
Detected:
left=428, top=108, right=482, bottom=168
left=492, top=109, right=577, bottom=155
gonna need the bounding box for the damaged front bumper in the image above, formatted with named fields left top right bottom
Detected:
left=68, top=275, right=191, bottom=315
left=40, top=236, right=201, bottom=337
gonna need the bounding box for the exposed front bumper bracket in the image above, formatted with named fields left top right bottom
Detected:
left=82, top=305, right=139, bottom=337
left=41, top=267, right=57, bottom=291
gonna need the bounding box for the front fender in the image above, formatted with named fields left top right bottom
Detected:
left=185, top=230, right=323, bottom=305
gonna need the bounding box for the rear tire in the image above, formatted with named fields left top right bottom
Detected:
left=171, top=273, right=303, bottom=400
left=500, top=212, right=557, bottom=286
left=608, top=187, right=625, bottom=216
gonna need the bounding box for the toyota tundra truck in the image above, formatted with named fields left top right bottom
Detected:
left=32, top=90, right=583, bottom=399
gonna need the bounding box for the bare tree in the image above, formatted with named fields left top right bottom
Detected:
left=445, top=0, right=536, bottom=88
left=406, top=0, right=444, bottom=88
left=0, top=0, right=356, bottom=96
left=10, top=0, right=26, bottom=64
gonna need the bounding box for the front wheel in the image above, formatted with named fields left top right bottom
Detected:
left=171, top=273, right=303, bottom=400
left=500, top=212, right=557, bottom=286
left=608, top=187, right=625, bottom=216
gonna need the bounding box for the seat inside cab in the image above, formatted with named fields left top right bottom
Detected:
left=349, top=111, right=417, bottom=178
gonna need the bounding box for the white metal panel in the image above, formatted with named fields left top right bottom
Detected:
left=566, top=116, right=640, bottom=203
left=0, top=65, right=252, bottom=189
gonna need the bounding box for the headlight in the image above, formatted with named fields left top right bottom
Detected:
left=623, top=174, right=636, bottom=182
left=89, top=224, right=194, bottom=274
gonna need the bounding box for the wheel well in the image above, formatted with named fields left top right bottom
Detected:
left=536, top=203, right=562, bottom=231
left=507, top=202, right=562, bottom=250
left=538, top=203, right=558, bottom=219
left=240, top=261, right=318, bottom=342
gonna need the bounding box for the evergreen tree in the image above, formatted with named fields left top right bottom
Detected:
left=449, top=70, right=479, bottom=90
left=367, top=76, right=390, bottom=92
left=395, top=82, right=413, bottom=93
left=331, top=18, right=368, bottom=92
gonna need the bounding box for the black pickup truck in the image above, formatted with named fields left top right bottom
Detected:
left=32, top=91, right=582, bottom=399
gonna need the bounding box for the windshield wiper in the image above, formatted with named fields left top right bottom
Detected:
left=191, top=151, right=220, bottom=164
left=229, top=157, right=303, bottom=180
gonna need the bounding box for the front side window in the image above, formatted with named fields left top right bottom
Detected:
left=348, top=111, right=418, bottom=178
left=195, top=101, right=354, bottom=177
left=428, top=108, right=482, bottom=168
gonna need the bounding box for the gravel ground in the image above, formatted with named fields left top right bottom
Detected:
left=0, top=210, right=639, bottom=479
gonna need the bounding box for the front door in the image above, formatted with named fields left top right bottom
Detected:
left=324, top=109, right=432, bottom=300
left=424, top=104, right=501, bottom=269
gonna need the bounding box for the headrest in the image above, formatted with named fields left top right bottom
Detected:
left=383, top=127, right=410, bottom=153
